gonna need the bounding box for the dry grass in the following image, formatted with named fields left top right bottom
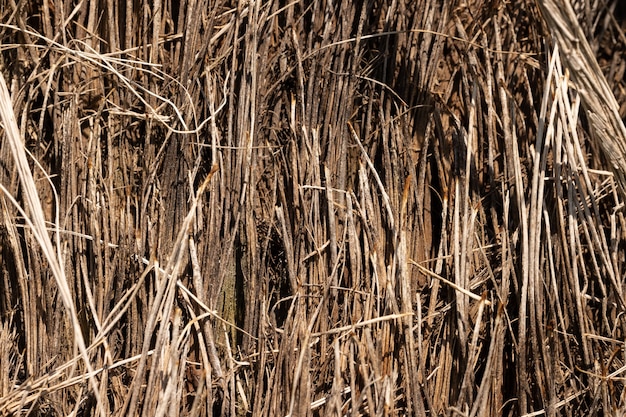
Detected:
left=1, top=0, right=626, bottom=416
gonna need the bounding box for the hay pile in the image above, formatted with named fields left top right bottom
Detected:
left=1, top=0, right=626, bottom=415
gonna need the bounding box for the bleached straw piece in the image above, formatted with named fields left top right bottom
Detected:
left=536, top=0, right=626, bottom=196
left=0, top=73, right=105, bottom=416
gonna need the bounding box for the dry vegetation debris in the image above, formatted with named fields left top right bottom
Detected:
left=1, top=0, right=626, bottom=416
